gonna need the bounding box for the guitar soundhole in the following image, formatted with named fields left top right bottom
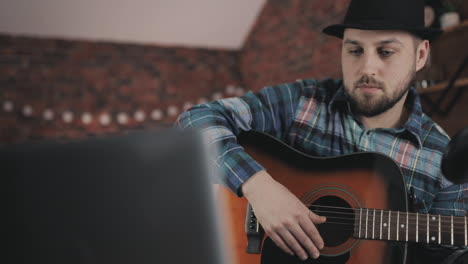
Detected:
left=309, top=196, right=353, bottom=247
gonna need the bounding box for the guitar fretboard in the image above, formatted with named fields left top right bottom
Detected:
left=353, top=208, right=468, bottom=246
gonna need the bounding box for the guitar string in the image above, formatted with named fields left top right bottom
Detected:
left=312, top=210, right=465, bottom=231
left=308, top=204, right=464, bottom=217
left=302, top=219, right=466, bottom=234
left=306, top=205, right=468, bottom=224
left=309, top=207, right=464, bottom=220
left=305, top=221, right=465, bottom=239
left=307, top=216, right=466, bottom=232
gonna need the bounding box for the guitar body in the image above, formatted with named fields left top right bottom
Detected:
left=218, top=132, right=409, bottom=264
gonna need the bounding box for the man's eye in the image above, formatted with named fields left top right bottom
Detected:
left=349, top=49, right=363, bottom=56
left=379, top=49, right=394, bottom=57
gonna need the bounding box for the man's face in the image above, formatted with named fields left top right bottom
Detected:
left=341, top=29, right=422, bottom=117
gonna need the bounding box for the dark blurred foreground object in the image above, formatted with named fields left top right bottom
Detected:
left=411, top=243, right=468, bottom=264
left=442, top=126, right=468, bottom=184
left=0, top=129, right=227, bottom=264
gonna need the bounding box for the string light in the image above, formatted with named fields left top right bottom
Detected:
left=62, top=111, right=74, bottom=123
left=225, top=85, right=236, bottom=95
left=43, top=109, right=54, bottom=121
left=183, top=102, right=193, bottom=111
left=197, top=97, right=208, bottom=104
left=151, top=109, right=163, bottom=120
left=235, top=87, right=245, bottom=96
left=167, top=105, right=178, bottom=117
left=3, top=101, right=13, bottom=112
left=99, top=113, right=111, bottom=126
left=212, top=92, right=223, bottom=100
left=117, top=112, right=129, bottom=124
left=134, top=110, right=146, bottom=122
left=1, top=85, right=244, bottom=126
left=22, top=105, right=33, bottom=117
left=81, top=112, right=92, bottom=124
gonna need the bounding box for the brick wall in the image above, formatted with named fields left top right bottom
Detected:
left=0, top=35, right=243, bottom=143
left=240, top=0, right=349, bottom=90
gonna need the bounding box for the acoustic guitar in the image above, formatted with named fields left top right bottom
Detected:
left=218, top=131, right=467, bottom=264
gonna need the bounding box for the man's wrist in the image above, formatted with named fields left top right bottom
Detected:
left=241, top=170, right=271, bottom=198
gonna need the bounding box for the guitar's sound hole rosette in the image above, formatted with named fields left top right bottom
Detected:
left=302, top=184, right=365, bottom=257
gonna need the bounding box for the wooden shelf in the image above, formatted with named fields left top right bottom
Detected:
left=442, top=19, right=468, bottom=34
left=418, top=77, right=468, bottom=94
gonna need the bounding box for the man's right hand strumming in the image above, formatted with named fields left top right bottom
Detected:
left=241, top=170, right=327, bottom=261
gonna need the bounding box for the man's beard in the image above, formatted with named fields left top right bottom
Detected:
left=345, top=71, right=415, bottom=117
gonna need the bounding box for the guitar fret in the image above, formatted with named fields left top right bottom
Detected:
left=455, top=216, right=465, bottom=245
left=366, top=208, right=369, bottom=239
left=406, top=211, right=409, bottom=242
left=372, top=209, right=376, bottom=239
left=380, top=209, right=383, bottom=240
left=451, top=215, right=454, bottom=245
left=429, top=215, right=438, bottom=244
left=439, top=215, right=441, bottom=244
left=396, top=211, right=400, bottom=241
left=427, top=214, right=429, bottom=243
left=359, top=208, right=362, bottom=238
left=416, top=213, right=419, bottom=243
left=388, top=210, right=391, bottom=240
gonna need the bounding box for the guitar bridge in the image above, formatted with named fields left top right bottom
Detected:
left=245, top=203, right=264, bottom=254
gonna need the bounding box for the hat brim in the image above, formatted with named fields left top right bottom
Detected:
left=322, top=23, right=442, bottom=41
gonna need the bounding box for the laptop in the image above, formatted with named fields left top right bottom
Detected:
left=1, top=129, right=228, bottom=264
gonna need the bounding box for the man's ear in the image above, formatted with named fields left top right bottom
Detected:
left=416, top=40, right=430, bottom=72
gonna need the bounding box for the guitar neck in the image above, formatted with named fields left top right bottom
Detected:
left=353, top=208, right=468, bottom=246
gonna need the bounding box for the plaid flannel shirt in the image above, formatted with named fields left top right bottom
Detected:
left=176, top=78, right=467, bottom=216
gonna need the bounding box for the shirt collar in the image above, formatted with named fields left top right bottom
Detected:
left=329, top=83, right=424, bottom=147
left=402, top=87, right=423, bottom=146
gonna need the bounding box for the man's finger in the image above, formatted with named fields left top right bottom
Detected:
left=290, top=222, right=321, bottom=259
left=309, top=211, right=327, bottom=224
left=300, top=216, right=325, bottom=250
left=278, top=228, right=309, bottom=261
left=268, top=232, right=294, bottom=256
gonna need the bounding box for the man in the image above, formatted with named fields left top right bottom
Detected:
left=177, top=0, right=468, bottom=262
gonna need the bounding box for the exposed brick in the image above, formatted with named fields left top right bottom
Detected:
left=240, top=0, right=350, bottom=90
left=0, top=35, right=242, bottom=143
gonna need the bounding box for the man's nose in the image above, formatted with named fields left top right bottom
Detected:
left=359, top=53, right=379, bottom=76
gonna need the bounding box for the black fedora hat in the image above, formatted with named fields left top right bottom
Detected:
left=323, top=0, right=442, bottom=41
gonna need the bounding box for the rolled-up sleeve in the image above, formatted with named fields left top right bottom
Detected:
left=175, top=83, right=302, bottom=196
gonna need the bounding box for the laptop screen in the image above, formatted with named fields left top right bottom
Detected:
left=2, top=129, right=227, bottom=264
